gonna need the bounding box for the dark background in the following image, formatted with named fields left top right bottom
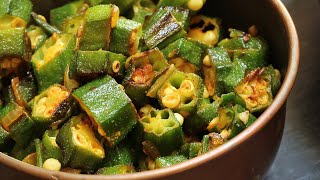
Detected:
left=1, top=0, right=320, bottom=179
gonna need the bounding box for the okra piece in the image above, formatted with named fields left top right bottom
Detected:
left=187, top=16, right=222, bottom=46
left=142, top=10, right=186, bottom=49
left=0, top=102, right=35, bottom=147
left=105, top=51, right=127, bottom=78
left=132, top=0, right=156, bottom=24
left=31, top=33, right=76, bottom=91
left=22, top=152, right=37, bottom=165
left=199, top=132, right=225, bottom=154
left=123, top=48, right=169, bottom=107
left=0, top=27, right=31, bottom=78
left=50, top=0, right=88, bottom=29
left=139, top=108, right=184, bottom=155
left=31, top=12, right=62, bottom=35
left=76, top=50, right=108, bottom=78
left=227, top=105, right=248, bottom=139
left=0, top=125, right=14, bottom=151
left=155, top=155, right=187, bottom=168
left=157, top=0, right=206, bottom=12
left=161, top=38, right=205, bottom=72
left=9, top=75, right=37, bottom=109
left=235, top=68, right=273, bottom=113
left=27, top=25, right=48, bottom=52
left=101, top=0, right=135, bottom=15
left=157, top=70, right=203, bottom=117
left=96, top=164, right=136, bottom=175
left=1, top=0, right=33, bottom=23
left=34, top=138, right=44, bottom=167
left=56, top=114, right=105, bottom=172
left=100, top=141, right=135, bottom=167
left=42, top=130, right=62, bottom=162
left=180, top=142, right=201, bottom=159
left=184, top=98, right=218, bottom=134
left=218, top=28, right=269, bottom=70
left=73, top=75, right=139, bottom=147
left=31, top=84, right=72, bottom=132
left=10, top=141, right=35, bottom=160
left=207, top=106, right=234, bottom=133
left=62, top=16, right=84, bottom=35
left=77, top=4, right=119, bottom=51
left=110, top=18, right=142, bottom=56
left=261, top=65, right=281, bottom=96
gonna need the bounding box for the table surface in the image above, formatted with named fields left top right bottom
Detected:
left=1, top=0, right=320, bottom=179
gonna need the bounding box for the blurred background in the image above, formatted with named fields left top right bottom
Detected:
left=1, top=0, right=320, bottom=179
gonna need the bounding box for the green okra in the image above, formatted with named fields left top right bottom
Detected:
left=157, top=0, right=206, bottom=12
left=180, top=142, right=201, bottom=159
left=0, top=28, right=31, bottom=78
left=100, top=141, right=135, bottom=167
left=31, top=84, right=72, bottom=133
left=155, top=155, right=187, bottom=168
left=0, top=125, right=14, bottom=152
left=73, top=75, right=139, bottom=147
left=235, top=68, right=273, bottom=113
left=0, top=102, right=35, bottom=147
left=207, top=105, right=234, bottom=133
left=157, top=70, right=203, bottom=117
left=31, top=33, right=76, bottom=91
left=199, top=132, right=224, bottom=154
left=62, top=16, right=84, bottom=34
left=105, top=51, right=127, bottom=78
left=76, top=50, right=108, bottom=78
left=96, top=164, right=136, bottom=175
left=27, top=25, right=48, bottom=52
left=184, top=98, right=218, bottom=134
left=42, top=130, right=62, bottom=162
left=101, top=0, right=135, bottom=15
left=227, top=105, right=248, bottom=139
left=50, top=0, right=88, bottom=30
left=139, top=108, right=184, bottom=155
left=218, top=28, right=269, bottom=70
left=187, top=16, right=222, bottom=46
left=142, top=11, right=185, bottom=49
left=123, top=48, right=169, bottom=107
left=261, top=65, right=281, bottom=96
left=34, top=138, right=43, bottom=167
left=110, top=18, right=142, bottom=56
left=0, top=0, right=32, bottom=23
left=78, top=4, right=119, bottom=51
left=10, top=141, right=35, bottom=160
left=31, top=12, right=62, bottom=35
left=161, top=38, right=205, bottom=72
left=56, top=114, right=105, bottom=172
left=132, top=0, right=156, bottom=24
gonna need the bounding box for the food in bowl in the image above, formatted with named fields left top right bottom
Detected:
left=0, top=0, right=281, bottom=175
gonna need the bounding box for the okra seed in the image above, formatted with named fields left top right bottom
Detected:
left=207, top=116, right=220, bottom=131
left=203, top=55, right=212, bottom=66
left=139, top=105, right=152, bottom=116
left=164, top=85, right=177, bottom=95
left=238, top=111, right=249, bottom=124
left=203, top=87, right=209, bottom=98
left=179, top=80, right=195, bottom=97
left=174, top=113, right=184, bottom=126
left=162, top=120, right=176, bottom=127
left=112, top=61, right=120, bottom=73
left=37, top=97, right=47, bottom=105
left=220, top=130, right=230, bottom=139
left=188, top=0, right=204, bottom=11
left=162, top=93, right=181, bottom=109
left=43, top=158, right=61, bottom=171
left=36, top=105, right=46, bottom=114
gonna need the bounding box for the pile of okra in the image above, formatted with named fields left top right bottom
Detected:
left=0, top=0, right=281, bottom=175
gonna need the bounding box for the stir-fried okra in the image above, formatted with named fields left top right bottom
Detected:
left=0, top=0, right=281, bottom=174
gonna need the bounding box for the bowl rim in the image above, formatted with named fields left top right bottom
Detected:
left=0, top=0, right=300, bottom=179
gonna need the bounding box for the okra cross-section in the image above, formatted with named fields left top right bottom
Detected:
left=31, top=33, right=76, bottom=91
left=235, top=68, right=273, bottom=113
left=123, top=48, right=169, bottom=107
left=56, top=114, right=105, bottom=172
left=77, top=4, right=119, bottom=51
left=31, top=84, right=72, bottom=133
left=157, top=70, right=203, bottom=117
left=139, top=108, right=184, bottom=155
left=72, top=75, right=139, bottom=147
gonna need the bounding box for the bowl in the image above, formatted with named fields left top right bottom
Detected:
left=0, top=0, right=299, bottom=179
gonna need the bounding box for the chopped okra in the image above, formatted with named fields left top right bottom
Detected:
left=0, top=0, right=281, bottom=175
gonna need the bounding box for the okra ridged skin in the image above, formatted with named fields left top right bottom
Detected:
left=1, top=0, right=33, bottom=23
left=0, top=125, right=14, bottom=152
left=155, top=155, right=187, bottom=168
left=56, top=114, right=105, bottom=172
left=31, top=34, right=76, bottom=91
left=110, top=18, right=142, bottom=56
left=96, top=164, right=136, bottom=175
left=72, top=75, right=139, bottom=147
left=78, top=4, right=119, bottom=51
left=75, top=50, right=109, bottom=77
left=180, top=142, right=202, bottom=159
left=42, top=130, right=63, bottom=162
left=100, top=141, right=135, bottom=167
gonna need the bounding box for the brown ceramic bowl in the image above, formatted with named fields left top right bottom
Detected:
left=0, top=0, right=299, bottom=179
